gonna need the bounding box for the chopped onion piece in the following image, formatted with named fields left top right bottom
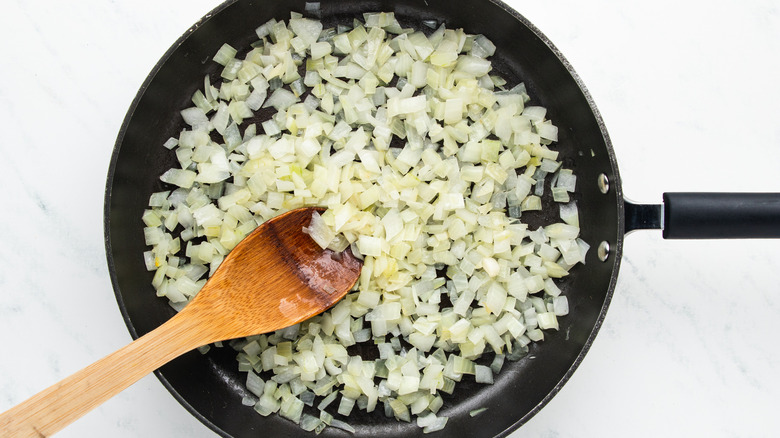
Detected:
left=474, top=365, right=494, bottom=384
left=213, top=43, right=237, bottom=66
left=469, top=407, right=488, bottom=417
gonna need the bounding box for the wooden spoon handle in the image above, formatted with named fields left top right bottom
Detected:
left=0, top=311, right=211, bottom=437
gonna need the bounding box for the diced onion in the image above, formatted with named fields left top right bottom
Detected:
left=143, top=12, right=584, bottom=435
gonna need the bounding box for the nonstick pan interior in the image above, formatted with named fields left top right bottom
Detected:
left=105, top=0, right=623, bottom=436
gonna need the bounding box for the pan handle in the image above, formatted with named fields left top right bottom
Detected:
left=626, top=193, right=780, bottom=238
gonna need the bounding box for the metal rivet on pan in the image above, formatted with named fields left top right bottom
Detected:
left=597, top=241, right=610, bottom=262
left=597, top=174, right=609, bottom=194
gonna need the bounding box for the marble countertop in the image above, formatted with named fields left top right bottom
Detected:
left=1, top=0, right=779, bottom=436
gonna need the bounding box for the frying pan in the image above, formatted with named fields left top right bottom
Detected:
left=104, top=0, right=780, bottom=436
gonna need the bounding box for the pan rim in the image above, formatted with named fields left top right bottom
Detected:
left=103, top=0, right=626, bottom=436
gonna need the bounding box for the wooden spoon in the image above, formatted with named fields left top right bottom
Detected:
left=0, top=207, right=362, bottom=438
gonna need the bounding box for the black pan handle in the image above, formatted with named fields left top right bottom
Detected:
left=625, top=193, right=780, bottom=239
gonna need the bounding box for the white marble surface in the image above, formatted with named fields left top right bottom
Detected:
left=1, top=0, right=779, bottom=437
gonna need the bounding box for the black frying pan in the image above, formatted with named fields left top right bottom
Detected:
left=104, top=0, right=780, bottom=437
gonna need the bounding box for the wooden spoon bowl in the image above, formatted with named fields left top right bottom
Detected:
left=0, top=207, right=361, bottom=438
